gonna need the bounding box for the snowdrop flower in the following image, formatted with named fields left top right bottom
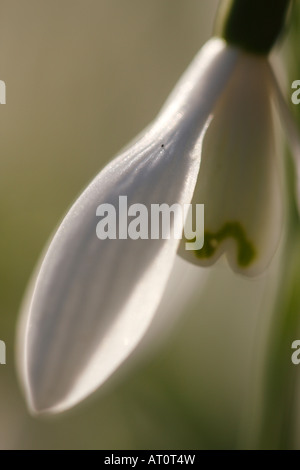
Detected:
left=17, top=0, right=299, bottom=414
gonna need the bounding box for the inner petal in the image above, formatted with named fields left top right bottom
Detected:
left=179, top=53, right=283, bottom=276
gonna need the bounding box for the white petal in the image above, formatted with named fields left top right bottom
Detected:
left=268, top=66, right=300, bottom=213
left=179, top=53, right=283, bottom=276
left=140, top=256, right=208, bottom=354
left=17, top=38, right=239, bottom=414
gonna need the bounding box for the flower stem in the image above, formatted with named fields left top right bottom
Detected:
left=216, top=0, right=292, bottom=55
left=259, top=153, right=300, bottom=449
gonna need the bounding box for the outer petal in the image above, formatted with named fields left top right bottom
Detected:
left=17, top=38, right=239, bottom=414
left=179, top=53, right=283, bottom=276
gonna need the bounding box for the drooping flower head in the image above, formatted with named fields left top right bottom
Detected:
left=180, top=0, right=293, bottom=275
left=17, top=0, right=299, bottom=414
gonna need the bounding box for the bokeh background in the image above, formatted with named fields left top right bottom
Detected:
left=1, top=0, right=300, bottom=449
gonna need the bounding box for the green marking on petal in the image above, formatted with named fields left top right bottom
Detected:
left=195, top=221, right=256, bottom=267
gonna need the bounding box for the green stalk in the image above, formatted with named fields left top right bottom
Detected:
left=259, top=167, right=300, bottom=448
left=216, top=0, right=292, bottom=55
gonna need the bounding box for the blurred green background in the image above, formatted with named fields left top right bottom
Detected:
left=1, top=0, right=300, bottom=449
